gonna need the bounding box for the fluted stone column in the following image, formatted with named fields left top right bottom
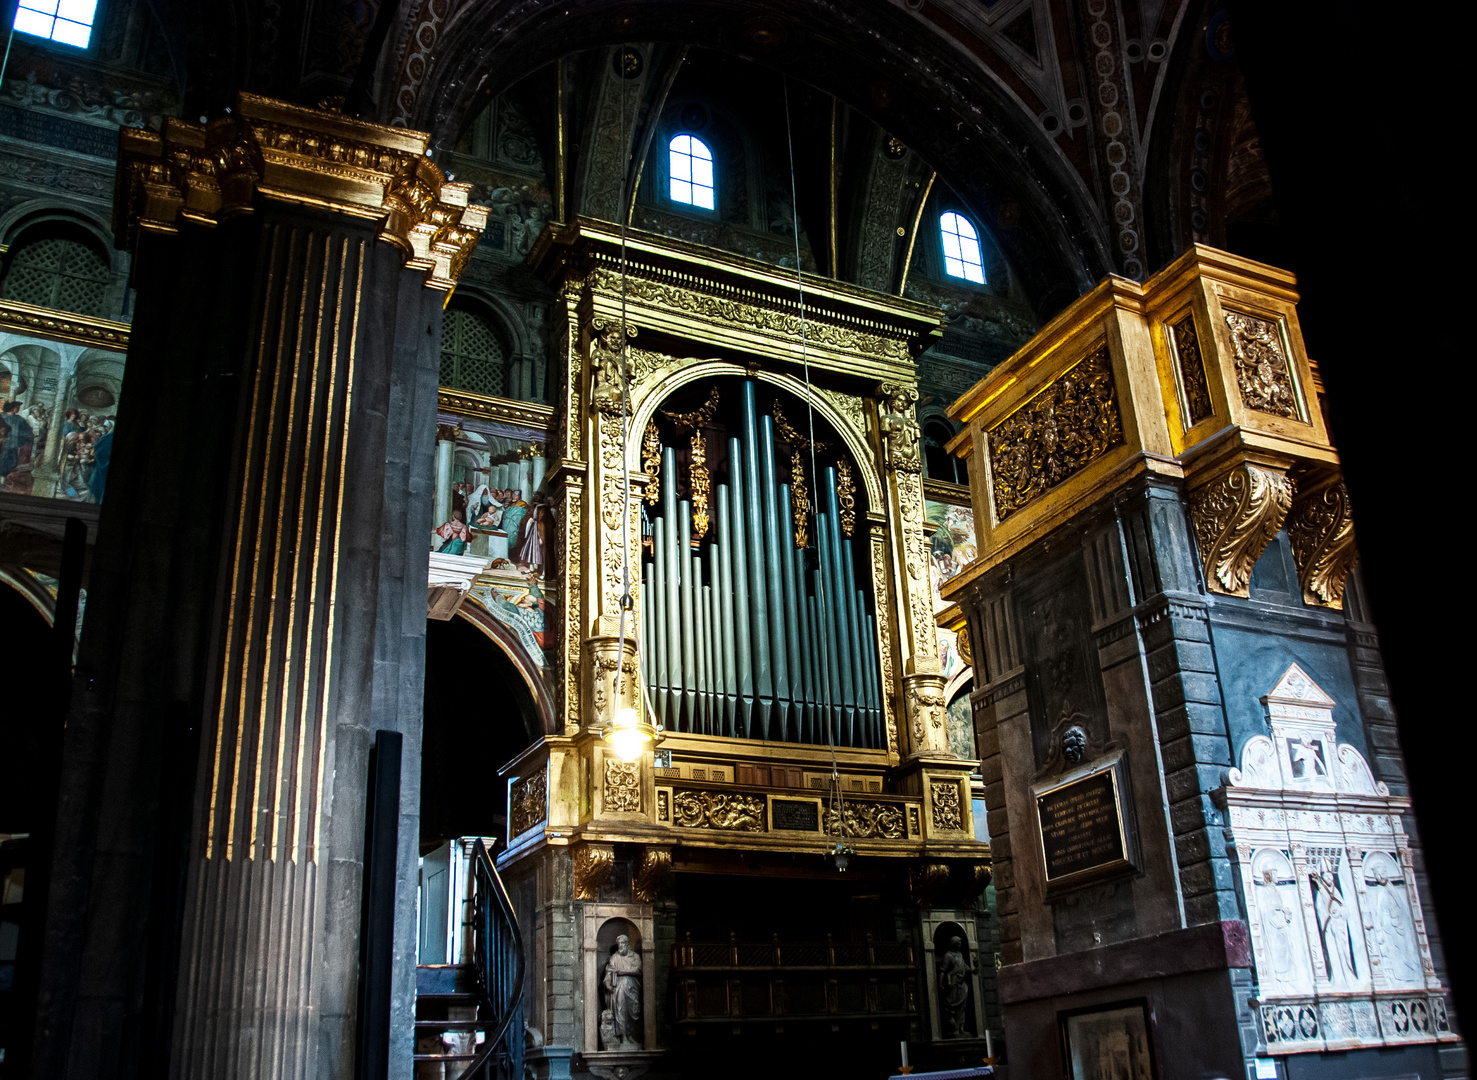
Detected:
left=32, top=95, right=486, bottom=1080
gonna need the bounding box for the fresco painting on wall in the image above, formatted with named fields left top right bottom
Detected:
left=1, top=328, right=123, bottom=503
left=928, top=498, right=978, bottom=760
left=433, top=405, right=556, bottom=668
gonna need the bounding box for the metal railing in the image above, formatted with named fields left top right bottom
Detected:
left=673, top=931, right=914, bottom=970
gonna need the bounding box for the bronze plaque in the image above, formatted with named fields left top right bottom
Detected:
left=1036, top=769, right=1126, bottom=882
left=771, top=799, right=820, bottom=832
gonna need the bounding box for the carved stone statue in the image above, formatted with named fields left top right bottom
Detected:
left=877, top=382, right=921, bottom=473
left=590, top=323, right=632, bottom=416
left=937, top=935, right=974, bottom=1037
left=600, top=934, right=643, bottom=1050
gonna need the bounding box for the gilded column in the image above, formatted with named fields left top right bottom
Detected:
left=876, top=382, right=948, bottom=758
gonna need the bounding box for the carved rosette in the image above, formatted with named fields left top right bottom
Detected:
left=904, top=674, right=949, bottom=756
left=632, top=847, right=673, bottom=903
left=603, top=759, right=642, bottom=814
left=930, top=781, right=964, bottom=832
left=113, top=93, right=487, bottom=289
left=908, top=861, right=951, bottom=908
left=1189, top=462, right=1293, bottom=597
left=510, top=769, right=548, bottom=838
left=1285, top=475, right=1358, bottom=609
left=584, top=635, right=640, bottom=730
left=823, top=801, right=906, bottom=840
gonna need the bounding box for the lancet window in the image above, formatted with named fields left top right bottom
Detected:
left=639, top=378, right=882, bottom=748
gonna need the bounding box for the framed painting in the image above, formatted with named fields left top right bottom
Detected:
left=1059, top=1000, right=1157, bottom=1080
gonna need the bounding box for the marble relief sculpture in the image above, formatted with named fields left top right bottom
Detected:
left=1221, top=664, right=1452, bottom=1053
left=599, top=935, right=643, bottom=1050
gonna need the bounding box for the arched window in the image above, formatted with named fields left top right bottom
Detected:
left=440, top=307, right=507, bottom=397
left=668, top=134, right=715, bottom=210
left=939, top=211, right=986, bottom=284
left=0, top=226, right=111, bottom=316
left=12, top=0, right=97, bottom=47
left=923, top=420, right=968, bottom=485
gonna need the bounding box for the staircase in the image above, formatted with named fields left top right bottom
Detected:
left=414, top=839, right=524, bottom=1080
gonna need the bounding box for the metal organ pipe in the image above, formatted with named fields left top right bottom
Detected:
left=640, top=381, right=882, bottom=749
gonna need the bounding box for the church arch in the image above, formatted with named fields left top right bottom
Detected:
left=453, top=601, right=557, bottom=739
left=393, top=2, right=1110, bottom=311
left=0, top=220, right=114, bottom=318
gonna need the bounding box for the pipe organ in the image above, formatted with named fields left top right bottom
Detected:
left=640, top=378, right=884, bottom=748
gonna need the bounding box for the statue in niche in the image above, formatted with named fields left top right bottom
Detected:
left=1313, top=864, right=1357, bottom=987
left=937, top=935, right=974, bottom=1037
left=600, top=934, right=643, bottom=1050
left=1255, top=868, right=1300, bottom=988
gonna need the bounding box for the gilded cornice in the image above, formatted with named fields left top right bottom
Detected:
left=113, top=93, right=488, bottom=291
left=0, top=299, right=130, bottom=350
left=436, top=388, right=555, bottom=431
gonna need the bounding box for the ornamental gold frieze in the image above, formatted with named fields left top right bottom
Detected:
left=1168, top=311, right=1214, bottom=426
left=435, top=389, right=555, bottom=433
left=603, top=759, right=642, bottom=813
left=0, top=300, right=130, bottom=351
left=985, top=343, right=1125, bottom=522
left=824, top=800, right=906, bottom=840
left=510, top=769, right=548, bottom=837
left=930, top=781, right=964, bottom=832
left=113, top=93, right=488, bottom=290
left=587, top=266, right=913, bottom=364
left=1285, top=473, right=1358, bottom=609
left=672, top=790, right=766, bottom=832
left=1189, top=461, right=1293, bottom=597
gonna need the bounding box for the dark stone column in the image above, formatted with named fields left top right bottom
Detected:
left=31, top=98, right=484, bottom=1080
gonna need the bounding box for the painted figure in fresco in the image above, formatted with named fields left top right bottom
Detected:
left=938, top=935, right=974, bottom=1037
left=62, top=427, right=96, bottom=501
left=487, top=570, right=547, bottom=659
left=91, top=424, right=113, bottom=504
left=601, top=934, right=642, bottom=1050
left=27, top=403, right=49, bottom=458
left=513, top=492, right=547, bottom=569
left=501, top=489, right=528, bottom=543
left=1, top=401, right=35, bottom=486
left=1315, top=866, right=1357, bottom=986
left=466, top=484, right=502, bottom=527
left=434, top=509, right=471, bottom=555
left=451, top=481, right=468, bottom=522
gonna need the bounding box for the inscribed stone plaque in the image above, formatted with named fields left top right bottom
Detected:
left=771, top=798, right=820, bottom=832
left=1036, top=769, right=1126, bottom=882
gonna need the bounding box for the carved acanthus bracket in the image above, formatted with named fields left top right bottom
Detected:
left=113, top=93, right=487, bottom=290
left=908, top=860, right=951, bottom=908
left=904, top=674, right=949, bottom=756
left=1286, top=473, right=1358, bottom=609
left=1189, top=461, right=1293, bottom=597
left=632, top=847, right=673, bottom=903
left=572, top=843, right=616, bottom=902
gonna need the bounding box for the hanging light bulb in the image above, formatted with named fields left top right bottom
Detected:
left=829, top=839, right=856, bottom=872
left=609, top=705, right=649, bottom=763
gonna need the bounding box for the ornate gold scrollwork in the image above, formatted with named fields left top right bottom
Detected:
left=930, top=782, right=964, bottom=832
left=837, top=459, right=856, bottom=539
left=603, top=759, right=642, bottom=813
left=1169, top=313, right=1214, bottom=426
left=632, top=847, right=673, bottom=902
left=1286, top=476, right=1358, bottom=609
left=1225, top=310, right=1300, bottom=419
left=671, top=791, right=765, bottom=831
left=689, top=429, right=711, bottom=543
left=573, top=843, right=616, bottom=901
left=823, top=801, right=906, bottom=840
left=642, top=419, right=661, bottom=505
left=908, top=860, right=951, bottom=908
left=1189, top=462, right=1293, bottom=597
left=905, top=677, right=948, bottom=752
left=509, top=769, right=547, bottom=837
left=985, top=343, right=1124, bottom=521
left=790, top=448, right=810, bottom=548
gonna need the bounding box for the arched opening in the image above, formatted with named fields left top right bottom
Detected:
left=440, top=303, right=511, bottom=399
left=923, top=419, right=966, bottom=486
left=0, top=222, right=111, bottom=317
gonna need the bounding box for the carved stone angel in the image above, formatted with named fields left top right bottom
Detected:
left=589, top=322, right=634, bottom=415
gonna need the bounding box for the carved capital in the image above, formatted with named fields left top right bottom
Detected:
left=1189, top=462, right=1293, bottom=596
left=113, top=93, right=487, bottom=291
left=908, top=860, right=951, bottom=908
left=572, top=843, right=616, bottom=901
left=1286, top=474, right=1358, bottom=609
left=632, top=846, right=673, bottom=903
left=904, top=674, right=949, bottom=756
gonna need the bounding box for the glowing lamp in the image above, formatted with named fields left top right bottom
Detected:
left=609, top=705, right=650, bottom=762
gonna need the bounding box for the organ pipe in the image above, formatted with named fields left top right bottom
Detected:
left=641, top=380, right=884, bottom=749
